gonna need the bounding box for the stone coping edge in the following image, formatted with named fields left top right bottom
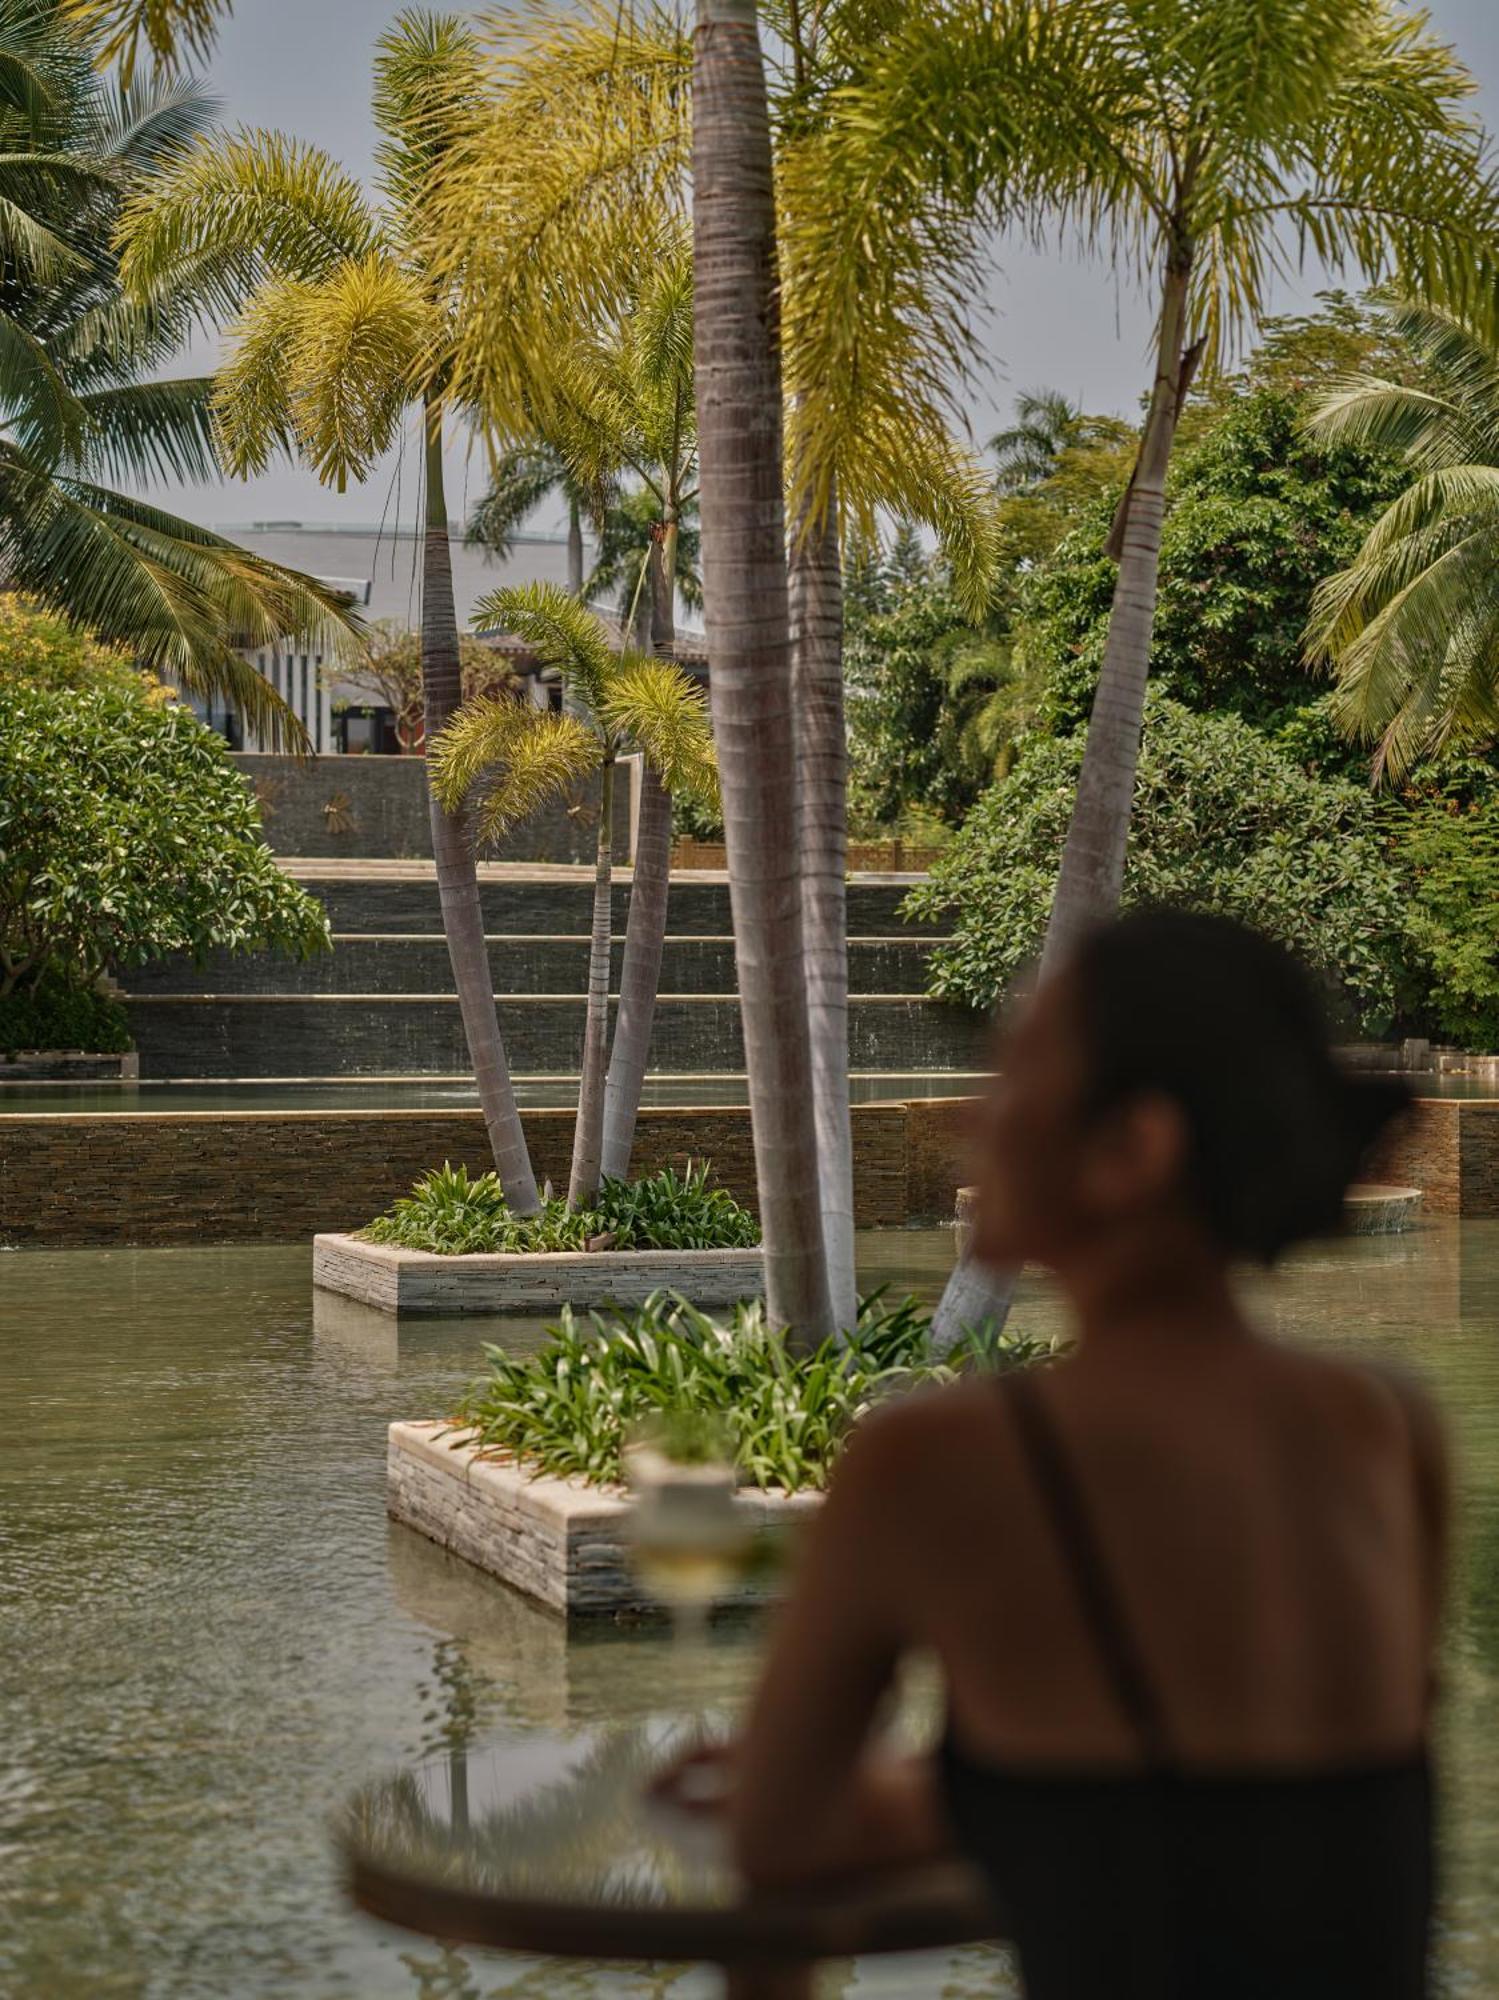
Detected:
left=388, top=1420, right=818, bottom=1616
left=314, top=1231, right=766, bottom=1315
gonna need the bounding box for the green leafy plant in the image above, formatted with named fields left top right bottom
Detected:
left=1398, top=795, right=1499, bottom=1049
left=361, top=1161, right=760, bottom=1257
left=0, top=976, right=130, bottom=1057
left=909, top=691, right=1407, bottom=1033
left=454, top=1291, right=1052, bottom=1493
left=0, top=667, right=330, bottom=1012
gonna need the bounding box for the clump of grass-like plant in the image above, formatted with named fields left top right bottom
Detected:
left=362, top=1161, right=759, bottom=1256
left=454, top=1291, right=1052, bottom=1494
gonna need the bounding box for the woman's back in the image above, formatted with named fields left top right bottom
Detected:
left=906, top=1337, right=1437, bottom=1774
left=915, top=1350, right=1438, bottom=2000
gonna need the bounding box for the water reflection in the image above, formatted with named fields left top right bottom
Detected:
left=1, top=1227, right=1497, bottom=1995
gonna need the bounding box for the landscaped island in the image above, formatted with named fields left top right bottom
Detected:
left=315, top=1162, right=767, bottom=1314
left=388, top=1292, right=1052, bottom=1613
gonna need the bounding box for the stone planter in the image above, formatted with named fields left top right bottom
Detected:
left=388, top=1421, right=817, bottom=1617
left=314, top=1232, right=765, bottom=1315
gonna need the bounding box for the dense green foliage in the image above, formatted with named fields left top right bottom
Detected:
left=909, top=692, right=1406, bottom=1030
left=0, top=977, right=130, bottom=1057
left=363, top=1161, right=761, bottom=1256
left=1024, top=389, right=1401, bottom=744
left=1399, top=795, right=1499, bottom=1050
left=0, top=667, right=329, bottom=1022
left=455, top=1291, right=1051, bottom=1492
left=858, top=304, right=1499, bottom=1048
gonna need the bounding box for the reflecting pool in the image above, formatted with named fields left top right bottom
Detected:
left=2, top=1225, right=1497, bottom=1997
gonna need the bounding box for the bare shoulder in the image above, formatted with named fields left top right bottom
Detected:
left=839, top=1374, right=1017, bottom=1490
left=1265, top=1340, right=1447, bottom=1474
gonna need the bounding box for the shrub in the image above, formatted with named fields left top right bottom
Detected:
left=362, top=1160, right=761, bottom=1256
left=0, top=977, right=130, bottom=1056
left=0, top=670, right=330, bottom=1010
left=1398, top=795, right=1499, bottom=1049
left=909, top=692, right=1407, bottom=1031
left=455, top=1291, right=1052, bottom=1492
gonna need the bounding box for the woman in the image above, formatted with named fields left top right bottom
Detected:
left=725, top=912, right=1444, bottom=1997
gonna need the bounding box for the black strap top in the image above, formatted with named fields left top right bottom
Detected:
left=938, top=1371, right=1433, bottom=2000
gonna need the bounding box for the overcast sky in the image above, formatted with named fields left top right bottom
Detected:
left=144, top=0, right=1499, bottom=533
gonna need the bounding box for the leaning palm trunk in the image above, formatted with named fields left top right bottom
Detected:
left=423, top=407, right=540, bottom=1214
left=600, top=532, right=677, bottom=1181
left=931, top=259, right=1197, bottom=1351
left=692, top=0, right=833, bottom=1344
left=790, top=491, right=857, bottom=1331
left=569, top=751, right=615, bottom=1205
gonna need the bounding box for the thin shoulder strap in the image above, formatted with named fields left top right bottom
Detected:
left=1005, top=1370, right=1176, bottom=1772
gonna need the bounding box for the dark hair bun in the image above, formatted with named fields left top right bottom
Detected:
left=1071, top=911, right=1410, bottom=1262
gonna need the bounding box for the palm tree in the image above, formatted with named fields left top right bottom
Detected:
left=65, top=0, right=229, bottom=82
left=991, top=389, right=1089, bottom=494
left=1305, top=297, right=1499, bottom=780
left=0, top=4, right=348, bottom=735
left=117, top=10, right=543, bottom=1211
left=687, top=0, right=834, bottom=1338
left=433, top=584, right=717, bottom=1207
left=472, top=241, right=707, bottom=1187
left=426, top=2, right=999, bottom=1338
left=791, top=0, right=1499, bottom=1341
left=795, top=0, right=1499, bottom=975
left=467, top=442, right=589, bottom=601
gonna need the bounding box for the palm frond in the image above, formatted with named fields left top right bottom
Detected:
left=0, top=445, right=360, bottom=747
left=372, top=7, right=483, bottom=223
left=76, top=374, right=219, bottom=484
left=600, top=655, right=717, bottom=802
left=429, top=695, right=600, bottom=841
left=470, top=579, right=616, bottom=716
left=117, top=126, right=383, bottom=321
left=425, top=0, right=691, bottom=432
left=64, top=0, right=232, bottom=85
left=466, top=442, right=569, bottom=553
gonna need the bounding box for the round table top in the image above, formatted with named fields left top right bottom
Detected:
left=341, top=1721, right=1000, bottom=1966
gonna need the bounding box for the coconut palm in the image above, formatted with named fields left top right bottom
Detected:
left=433, top=583, right=717, bottom=1208
left=788, top=0, right=1499, bottom=1341
left=116, top=10, right=544, bottom=1211
left=426, top=0, right=998, bottom=1338
left=467, top=442, right=590, bottom=601
left=0, top=3, right=348, bottom=734
left=64, top=0, right=229, bottom=82
left=1305, top=296, right=1499, bottom=780
left=798, top=0, right=1499, bottom=972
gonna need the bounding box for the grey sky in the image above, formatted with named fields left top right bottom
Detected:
left=144, top=0, right=1499, bottom=533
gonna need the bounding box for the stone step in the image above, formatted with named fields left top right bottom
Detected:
left=294, top=873, right=934, bottom=938
left=123, top=932, right=943, bottom=998
left=125, top=992, right=987, bottom=1080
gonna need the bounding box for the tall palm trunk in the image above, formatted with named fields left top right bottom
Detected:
left=931, top=256, right=1197, bottom=1350
left=1040, top=255, right=1196, bottom=969
left=422, top=401, right=540, bottom=1214
left=568, top=749, right=615, bottom=1206
left=790, top=490, right=857, bottom=1331
left=693, top=0, right=833, bottom=1343
left=600, top=526, right=676, bottom=1182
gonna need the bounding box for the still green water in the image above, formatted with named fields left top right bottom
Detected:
left=1, top=1226, right=1497, bottom=1998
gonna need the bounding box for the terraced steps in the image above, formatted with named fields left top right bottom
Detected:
left=119, top=862, right=979, bottom=1082
left=126, top=933, right=940, bottom=996
left=125, top=992, right=984, bottom=1079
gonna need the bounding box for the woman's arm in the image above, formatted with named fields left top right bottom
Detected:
left=730, top=1405, right=952, bottom=1887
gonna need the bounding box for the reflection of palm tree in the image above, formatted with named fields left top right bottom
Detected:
left=348, top=1723, right=729, bottom=1908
